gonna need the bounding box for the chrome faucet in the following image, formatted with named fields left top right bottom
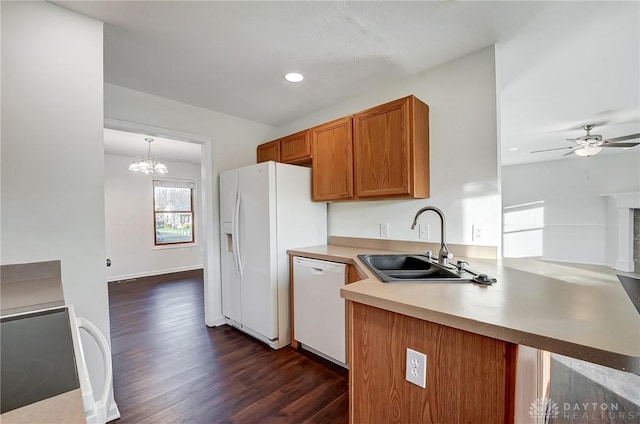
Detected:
left=410, top=206, right=452, bottom=266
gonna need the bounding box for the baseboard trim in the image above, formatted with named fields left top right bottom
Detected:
left=540, top=258, right=610, bottom=268
left=615, top=259, right=635, bottom=273
left=107, top=265, right=204, bottom=283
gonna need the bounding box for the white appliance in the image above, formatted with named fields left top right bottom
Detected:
left=0, top=305, right=118, bottom=424
left=219, top=161, right=327, bottom=349
left=293, top=257, right=347, bottom=365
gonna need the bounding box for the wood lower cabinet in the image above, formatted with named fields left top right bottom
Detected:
left=280, top=130, right=311, bottom=164
left=349, top=302, right=517, bottom=424
left=311, top=117, right=354, bottom=201
left=353, top=95, right=429, bottom=199
left=256, top=140, right=279, bottom=163
left=347, top=264, right=365, bottom=284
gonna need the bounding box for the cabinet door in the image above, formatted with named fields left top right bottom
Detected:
left=354, top=97, right=411, bottom=198
left=280, top=130, right=311, bottom=164
left=257, top=140, right=280, bottom=163
left=311, top=117, right=354, bottom=201
left=349, top=303, right=517, bottom=423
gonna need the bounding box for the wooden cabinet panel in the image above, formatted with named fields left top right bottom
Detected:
left=257, top=95, right=429, bottom=201
left=280, top=130, right=311, bottom=164
left=354, top=97, right=410, bottom=197
left=311, top=117, right=354, bottom=201
left=256, top=140, right=279, bottom=163
left=349, top=302, right=517, bottom=424
left=353, top=95, right=429, bottom=199
left=347, top=264, right=365, bottom=284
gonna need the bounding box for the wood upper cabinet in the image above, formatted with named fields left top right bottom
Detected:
left=311, top=117, right=354, bottom=201
left=256, top=140, right=280, bottom=163
left=353, top=95, right=430, bottom=199
left=280, top=130, right=311, bottom=164
left=256, top=95, right=430, bottom=202
left=256, top=130, right=311, bottom=165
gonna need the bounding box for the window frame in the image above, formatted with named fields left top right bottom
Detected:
left=153, top=179, right=196, bottom=247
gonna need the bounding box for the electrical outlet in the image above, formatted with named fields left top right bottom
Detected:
left=472, top=224, right=484, bottom=242
left=380, top=223, right=390, bottom=238
left=406, top=348, right=427, bottom=388
left=419, top=224, right=430, bottom=240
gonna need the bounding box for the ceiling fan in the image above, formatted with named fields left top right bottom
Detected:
left=531, top=124, right=640, bottom=157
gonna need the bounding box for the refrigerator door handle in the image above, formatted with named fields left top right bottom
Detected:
left=233, top=190, right=243, bottom=279
left=232, top=189, right=240, bottom=277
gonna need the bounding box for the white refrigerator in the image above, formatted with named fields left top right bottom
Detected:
left=219, top=161, right=327, bottom=349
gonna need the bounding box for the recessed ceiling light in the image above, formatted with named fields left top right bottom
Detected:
left=285, top=72, right=304, bottom=83
left=508, top=147, right=519, bottom=151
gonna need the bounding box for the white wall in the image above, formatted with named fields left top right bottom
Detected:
left=104, top=154, right=204, bottom=280
left=104, top=84, right=275, bottom=326
left=496, top=2, right=639, bottom=267
left=1, top=0, right=112, bottom=410
left=105, top=84, right=274, bottom=174
left=502, top=153, right=640, bottom=266
left=497, top=2, right=639, bottom=165
left=275, top=47, right=500, bottom=247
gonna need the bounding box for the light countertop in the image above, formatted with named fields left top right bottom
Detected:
left=0, top=389, right=86, bottom=424
left=287, top=245, right=640, bottom=374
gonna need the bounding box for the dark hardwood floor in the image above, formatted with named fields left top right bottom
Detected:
left=108, top=270, right=348, bottom=424
left=548, top=356, right=640, bottom=424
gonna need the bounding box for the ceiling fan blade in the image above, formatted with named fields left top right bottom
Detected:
left=562, top=150, right=576, bottom=157
left=530, top=146, right=575, bottom=153
left=604, top=133, right=640, bottom=142
left=602, top=142, right=640, bottom=148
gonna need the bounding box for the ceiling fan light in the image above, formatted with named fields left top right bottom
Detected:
left=575, top=146, right=602, bottom=157
left=128, top=162, right=139, bottom=171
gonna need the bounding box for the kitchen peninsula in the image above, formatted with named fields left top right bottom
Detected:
left=288, top=238, right=640, bottom=424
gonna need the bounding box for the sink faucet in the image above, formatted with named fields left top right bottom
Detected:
left=410, top=206, right=452, bottom=266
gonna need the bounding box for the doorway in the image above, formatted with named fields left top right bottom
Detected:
left=103, top=118, right=223, bottom=327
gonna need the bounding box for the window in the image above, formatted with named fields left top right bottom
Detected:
left=153, top=179, right=195, bottom=246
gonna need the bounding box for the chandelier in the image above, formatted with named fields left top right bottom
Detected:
left=128, top=138, right=168, bottom=174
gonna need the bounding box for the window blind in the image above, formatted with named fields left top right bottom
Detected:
left=153, top=178, right=196, bottom=189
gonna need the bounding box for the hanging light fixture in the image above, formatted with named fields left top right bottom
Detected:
left=128, top=138, right=168, bottom=174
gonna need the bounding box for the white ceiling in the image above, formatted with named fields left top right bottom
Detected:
left=54, top=1, right=639, bottom=165
left=497, top=1, right=640, bottom=165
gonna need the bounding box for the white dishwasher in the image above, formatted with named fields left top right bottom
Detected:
left=293, top=257, right=347, bottom=365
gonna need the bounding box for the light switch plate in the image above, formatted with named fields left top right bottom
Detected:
left=406, top=348, right=427, bottom=388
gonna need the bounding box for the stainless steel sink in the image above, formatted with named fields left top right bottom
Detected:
left=365, top=255, right=435, bottom=271
left=357, top=254, right=496, bottom=284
